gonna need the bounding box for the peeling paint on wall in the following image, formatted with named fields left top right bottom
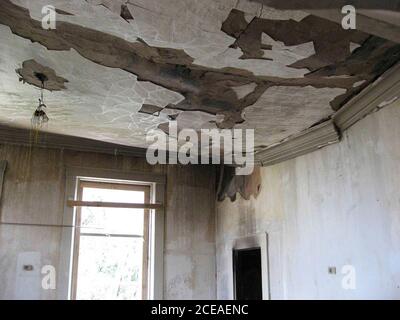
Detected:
left=217, top=166, right=261, bottom=202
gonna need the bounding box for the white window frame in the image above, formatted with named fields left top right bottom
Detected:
left=57, top=167, right=165, bottom=300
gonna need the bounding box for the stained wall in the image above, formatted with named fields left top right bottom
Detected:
left=216, top=101, right=400, bottom=299
left=0, top=146, right=216, bottom=299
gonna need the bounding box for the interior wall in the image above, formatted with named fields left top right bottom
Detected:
left=0, top=145, right=216, bottom=300
left=216, top=101, right=400, bottom=300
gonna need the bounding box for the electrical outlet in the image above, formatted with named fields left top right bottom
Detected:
left=328, top=267, right=337, bottom=274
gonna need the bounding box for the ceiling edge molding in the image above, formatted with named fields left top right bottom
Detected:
left=256, top=61, right=400, bottom=167
left=255, top=120, right=340, bottom=166
left=333, top=62, right=400, bottom=131
left=0, top=125, right=147, bottom=158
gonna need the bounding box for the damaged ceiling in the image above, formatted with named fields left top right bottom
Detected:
left=0, top=0, right=399, bottom=153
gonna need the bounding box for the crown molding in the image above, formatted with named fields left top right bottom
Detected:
left=256, top=62, right=400, bottom=167
left=333, top=62, right=400, bottom=131
left=255, top=120, right=340, bottom=166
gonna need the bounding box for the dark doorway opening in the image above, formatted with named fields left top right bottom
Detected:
left=233, top=247, right=263, bottom=300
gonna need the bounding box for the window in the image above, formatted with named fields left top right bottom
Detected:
left=71, top=180, right=151, bottom=300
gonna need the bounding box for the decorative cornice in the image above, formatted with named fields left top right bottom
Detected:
left=333, top=62, right=400, bottom=131
left=256, top=62, right=400, bottom=167
left=255, top=120, right=340, bottom=166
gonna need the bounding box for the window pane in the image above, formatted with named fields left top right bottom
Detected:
left=80, top=207, right=145, bottom=235
left=79, top=187, right=145, bottom=235
left=82, top=187, right=145, bottom=204
left=76, top=236, right=144, bottom=300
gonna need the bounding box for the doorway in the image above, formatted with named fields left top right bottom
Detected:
left=233, top=247, right=263, bottom=300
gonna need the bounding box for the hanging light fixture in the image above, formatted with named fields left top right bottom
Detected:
left=31, top=73, right=49, bottom=128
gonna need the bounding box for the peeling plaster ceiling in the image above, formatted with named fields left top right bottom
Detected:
left=0, top=0, right=399, bottom=151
